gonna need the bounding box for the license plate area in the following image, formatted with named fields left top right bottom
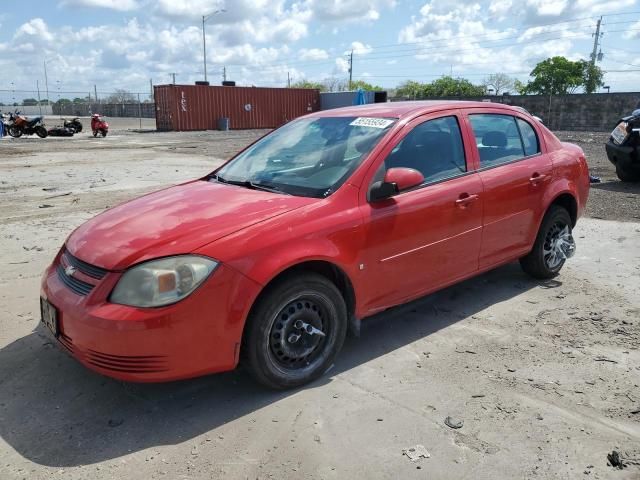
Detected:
left=40, top=297, right=59, bottom=337
left=611, top=122, right=628, bottom=145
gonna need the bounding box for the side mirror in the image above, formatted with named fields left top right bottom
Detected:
left=385, top=167, right=424, bottom=191
left=369, top=167, right=425, bottom=202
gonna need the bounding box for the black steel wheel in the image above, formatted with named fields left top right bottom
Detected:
left=93, top=130, right=98, bottom=137
left=243, top=272, right=347, bottom=389
left=615, top=164, right=640, bottom=182
left=101, top=129, right=107, bottom=137
left=35, top=126, right=47, bottom=138
left=520, top=205, right=575, bottom=279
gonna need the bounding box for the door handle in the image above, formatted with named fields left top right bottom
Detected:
left=529, top=173, right=548, bottom=185
left=455, top=193, right=479, bottom=207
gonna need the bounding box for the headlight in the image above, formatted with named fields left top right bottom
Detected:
left=110, top=256, right=218, bottom=307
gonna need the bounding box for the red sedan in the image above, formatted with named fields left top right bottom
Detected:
left=40, top=101, right=590, bottom=388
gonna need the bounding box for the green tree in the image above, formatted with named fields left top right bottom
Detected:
left=22, top=98, right=39, bottom=106
left=580, top=60, right=604, bottom=94
left=290, top=79, right=327, bottom=92
left=423, top=76, right=485, bottom=97
left=349, top=79, right=382, bottom=91
left=395, top=80, right=426, bottom=99
left=522, top=56, right=585, bottom=94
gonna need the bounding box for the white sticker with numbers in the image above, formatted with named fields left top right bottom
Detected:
left=349, top=117, right=394, bottom=129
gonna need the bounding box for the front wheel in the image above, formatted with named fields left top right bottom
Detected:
left=615, top=164, right=640, bottom=182
left=35, top=126, right=47, bottom=138
left=243, top=273, right=347, bottom=389
left=101, top=129, right=107, bottom=137
left=8, top=126, right=22, bottom=138
left=92, top=130, right=98, bottom=137
left=520, top=205, right=575, bottom=279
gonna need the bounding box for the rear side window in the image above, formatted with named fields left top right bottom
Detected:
left=384, top=116, right=466, bottom=184
left=516, top=118, right=540, bottom=157
left=469, top=114, right=526, bottom=168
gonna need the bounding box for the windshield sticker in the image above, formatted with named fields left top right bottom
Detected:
left=349, top=117, right=394, bottom=129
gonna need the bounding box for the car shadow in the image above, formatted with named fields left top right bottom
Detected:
left=590, top=180, right=640, bottom=194
left=0, top=263, right=551, bottom=467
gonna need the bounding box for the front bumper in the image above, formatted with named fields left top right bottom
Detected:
left=605, top=141, right=639, bottom=170
left=40, top=250, right=262, bottom=382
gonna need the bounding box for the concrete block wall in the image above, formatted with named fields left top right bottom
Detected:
left=392, top=92, right=640, bottom=131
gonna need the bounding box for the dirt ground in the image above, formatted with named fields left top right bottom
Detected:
left=0, top=122, right=639, bottom=479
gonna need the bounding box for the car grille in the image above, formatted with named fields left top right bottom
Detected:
left=61, top=249, right=108, bottom=279
left=56, top=249, right=108, bottom=296
left=56, top=264, right=95, bottom=295
left=85, top=350, right=169, bottom=373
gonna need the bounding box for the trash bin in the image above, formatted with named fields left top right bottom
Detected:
left=217, top=117, right=229, bottom=131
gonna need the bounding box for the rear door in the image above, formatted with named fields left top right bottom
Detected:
left=466, top=111, right=552, bottom=268
left=358, top=112, right=483, bottom=313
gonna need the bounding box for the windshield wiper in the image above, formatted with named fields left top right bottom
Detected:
left=211, top=174, right=290, bottom=195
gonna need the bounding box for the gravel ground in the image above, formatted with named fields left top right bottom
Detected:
left=555, top=130, right=640, bottom=222
left=0, top=124, right=638, bottom=479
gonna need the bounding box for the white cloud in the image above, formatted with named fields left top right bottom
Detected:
left=299, top=48, right=329, bottom=60
left=304, top=0, right=395, bottom=22
left=349, top=41, right=372, bottom=55
left=335, top=56, right=350, bottom=73
left=14, top=18, right=54, bottom=42
left=624, top=20, right=640, bottom=39
left=60, top=0, right=139, bottom=11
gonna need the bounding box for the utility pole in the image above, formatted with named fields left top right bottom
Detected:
left=202, top=10, right=226, bottom=83
left=43, top=60, right=50, bottom=109
left=150, top=78, right=153, bottom=100
left=170, top=73, right=177, bottom=84
left=591, top=16, right=603, bottom=66
left=36, top=80, right=42, bottom=116
left=94, top=84, right=98, bottom=104
left=223, top=66, right=226, bottom=82
left=348, top=50, right=353, bottom=90
left=287, top=71, right=291, bottom=88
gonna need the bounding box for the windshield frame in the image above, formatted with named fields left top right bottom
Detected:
left=210, top=115, right=398, bottom=199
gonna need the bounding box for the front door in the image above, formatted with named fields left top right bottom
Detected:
left=358, top=113, right=483, bottom=314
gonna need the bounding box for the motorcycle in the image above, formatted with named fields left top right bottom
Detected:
left=62, top=117, right=83, bottom=133
left=8, top=111, right=48, bottom=138
left=91, top=114, right=109, bottom=137
left=0, top=111, right=11, bottom=138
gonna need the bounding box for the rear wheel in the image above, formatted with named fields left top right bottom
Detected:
left=615, top=164, right=640, bottom=182
left=243, top=273, right=347, bottom=389
left=35, top=126, right=47, bottom=138
left=520, top=206, right=575, bottom=279
left=73, top=121, right=83, bottom=133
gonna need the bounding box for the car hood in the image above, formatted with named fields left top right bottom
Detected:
left=66, top=180, right=316, bottom=270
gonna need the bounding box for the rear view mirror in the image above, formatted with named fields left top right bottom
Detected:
left=369, top=167, right=425, bottom=202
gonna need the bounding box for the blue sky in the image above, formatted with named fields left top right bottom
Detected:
left=0, top=0, right=639, bottom=102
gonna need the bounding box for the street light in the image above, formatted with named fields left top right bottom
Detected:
left=202, top=9, right=226, bottom=83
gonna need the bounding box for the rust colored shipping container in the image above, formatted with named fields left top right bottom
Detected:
left=154, top=84, right=320, bottom=131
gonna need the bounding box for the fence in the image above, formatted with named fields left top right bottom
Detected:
left=0, top=88, right=155, bottom=119
left=391, top=92, right=640, bottom=131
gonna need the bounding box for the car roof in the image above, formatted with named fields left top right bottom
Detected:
left=308, top=100, right=521, bottom=120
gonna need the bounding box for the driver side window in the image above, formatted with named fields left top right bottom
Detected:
left=383, top=116, right=467, bottom=184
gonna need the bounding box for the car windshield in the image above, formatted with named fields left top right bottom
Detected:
left=213, top=116, right=396, bottom=198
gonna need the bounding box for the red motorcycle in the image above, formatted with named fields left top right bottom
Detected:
left=91, top=114, right=109, bottom=137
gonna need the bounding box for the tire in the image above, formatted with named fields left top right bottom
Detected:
left=8, top=126, right=22, bottom=138
left=243, top=272, right=348, bottom=389
left=520, top=205, right=574, bottom=279
left=73, top=122, right=82, bottom=133
left=101, top=129, right=107, bottom=137
left=93, top=130, right=98, bottom=137
left=35, top=126, right=47, bottom=138
left=615, top=164, right=640, bottom=182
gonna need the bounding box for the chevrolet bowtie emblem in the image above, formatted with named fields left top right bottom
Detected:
left=65, top=265, right=77, bottom=276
